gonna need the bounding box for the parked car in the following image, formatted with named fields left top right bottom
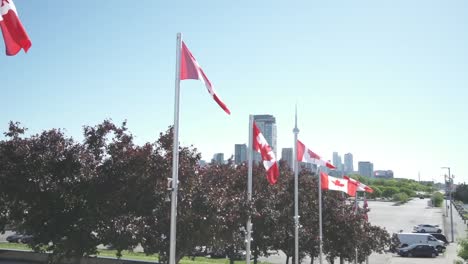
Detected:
left=413, top=224, right=442, bottom=233
left=398, top=244, right=438, bottom=258
left=395, top=233, right=445, bottom=252
left=6, top=233, right=33, bottom=243
left=429, top=233, right=449, bottom=245
left=6, top=234, right=23, bottom=243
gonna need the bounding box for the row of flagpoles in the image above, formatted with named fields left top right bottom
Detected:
left=171, top=32, right=374, bottom=264
left=0, top=4, right=376, bottom=262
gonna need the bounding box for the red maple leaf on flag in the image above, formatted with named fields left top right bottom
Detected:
left=332, top=180, right=344, bottom=187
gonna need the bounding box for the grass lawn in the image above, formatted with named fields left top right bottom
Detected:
left=0, top=243, right=269, bottom=264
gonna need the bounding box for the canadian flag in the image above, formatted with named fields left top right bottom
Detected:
left=297, top=140, right=335, bottom=169
left=253, top=122, right=279, bottom=184
left=0, top=0, right=31, bottom=56
left=180, top=41, right=230, bottom=115
left=344, top=176, right=373, bottom=193
left=321, top=172, right=356, bottom=196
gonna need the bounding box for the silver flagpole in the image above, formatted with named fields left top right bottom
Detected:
left=293, top=106, right=300, bottom=264
left=354, top=192, right=358, bottom=264
left=317, top=166, right=323, bottom=264
left=246, top=115, right=254, bottom=264
left=169, top=32, right=182, bottom=264
left=364, top=192, right=369, bottom=264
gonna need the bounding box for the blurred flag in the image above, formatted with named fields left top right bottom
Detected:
left=344, top=176, right=373, bottom=193
left=0, top=0, right=31, bottom=56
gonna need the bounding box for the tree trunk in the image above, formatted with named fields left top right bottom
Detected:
left=339, top=256, right=344, bottom=264
left=229, top=257, right=235, bottom=264
left=285, top=255, right=290, bottom=264
left=254, top=250, right=259, bottom=264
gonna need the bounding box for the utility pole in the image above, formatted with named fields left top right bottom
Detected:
left=441, top=167, right=454, bottom=242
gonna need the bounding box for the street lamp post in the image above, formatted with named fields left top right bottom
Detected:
left=441, top=167, right=454, bottom=243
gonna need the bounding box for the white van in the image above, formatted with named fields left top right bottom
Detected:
left=396, top=233, right=445, bottom=252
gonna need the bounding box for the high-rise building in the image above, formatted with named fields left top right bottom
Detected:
left=281, top=148, right=293, bottom=169
left=234, top=144, right=247, bottom=165
left=212, top=153, right=224, bottom=164
left=332, top=152, right=343, bottom=174
left=344, top=153, right=354, bottom=173
left=332, top=152, right=342, bottom=169
left=253, top=115, right=277, bottom=162
left=358, top=161, right=374, bottom=178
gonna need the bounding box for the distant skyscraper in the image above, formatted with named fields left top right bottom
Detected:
left=344, top=153, right=354, bottom=173
left=358, top=161, right=374, bottom=178
left=253, top=115, right=277, bottom=162
left=332, top=152, right=343, bottom=174
left=212, top=153, right=224, bottom=164
left=281, top=148, right=293, bottom=169
left=234, top=144, right=247, bottom=164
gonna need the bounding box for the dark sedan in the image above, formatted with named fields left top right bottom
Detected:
left=6, top=234, right=33, bottom=243
left=398, top=244, right=438, bottom=258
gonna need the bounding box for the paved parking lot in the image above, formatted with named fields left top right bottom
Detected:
left=368, top=198, right=465, bottom=264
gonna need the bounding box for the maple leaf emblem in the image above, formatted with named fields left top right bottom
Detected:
left=332, top=180, right=344, bottom=187
left=1, top=0, right=9, bottom=7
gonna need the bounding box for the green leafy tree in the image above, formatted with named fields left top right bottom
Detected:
left=454, top=184, right=468, bottom=203
left=381, top=187, right=399, bottom=198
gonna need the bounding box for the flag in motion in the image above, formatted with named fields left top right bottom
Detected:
left=344, top=176, right=373, bottom=193
left=296, top=140, right=335, bottom=169
left=253, top=122, right=279, bottom=184
left=0, top=0, right=31, bottom=56
left=321, top=172, right=356, bottom=196
left=180, top=41, right=230, bottom=114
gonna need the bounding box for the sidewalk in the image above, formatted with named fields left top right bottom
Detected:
left=442, top=201, right=466, bottom=263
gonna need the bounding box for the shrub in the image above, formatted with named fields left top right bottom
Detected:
left=392, top=193, right=409, bottom=203
left=458, top=238, right=468, bottom=260
left=431, top=192, right=444, bottom=207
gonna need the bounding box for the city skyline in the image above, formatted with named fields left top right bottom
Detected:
left=1, top=1, right=467, bottom=184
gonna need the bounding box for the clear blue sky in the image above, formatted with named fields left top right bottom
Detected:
left=2, top=0, right=467, bottom=183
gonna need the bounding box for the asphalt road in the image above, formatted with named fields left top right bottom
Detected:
left=354, top=198, right=465, bottom=264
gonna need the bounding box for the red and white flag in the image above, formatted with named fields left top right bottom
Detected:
left=344, top=176, right=373, bottom=193
left=321, top=172, right=356, bottom=196
left=297, top=140, right=335, bottom=169
left=0, top=0, right=31, bottom=56
left=180, top=41, right=230, bottom=115
left=253, top=122, right=279, bottom=185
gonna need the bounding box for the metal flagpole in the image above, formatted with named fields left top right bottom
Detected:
left=316, top=166, right=323, bottom=264
left=169, top=32, right=182, bottom=264
left=354, top=191, right=358, bottom=264
left=293, top=106, right=300, bottom=264
left=364, top=192, right=369, bottom=264
left=246, top=115, right=254, bottom=264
